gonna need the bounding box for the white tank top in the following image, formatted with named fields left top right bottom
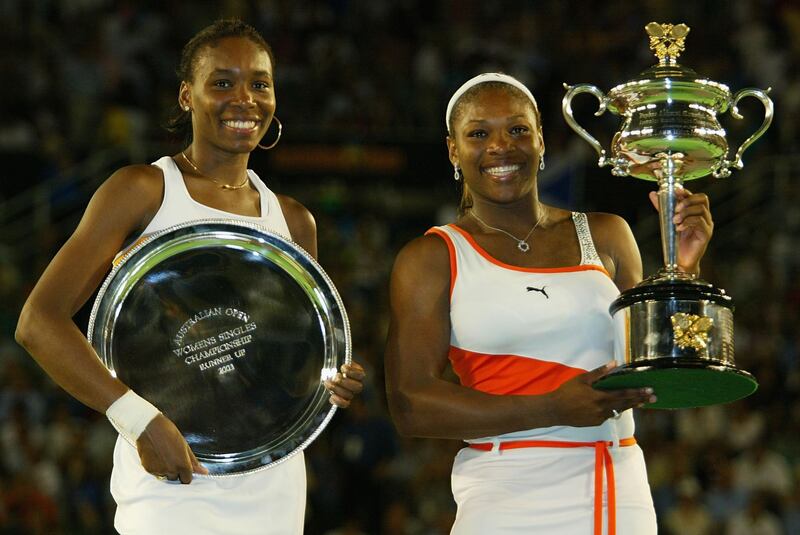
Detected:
left=109, top=156, right=305, bottom=534
left=141, top=155, right=290, bottom=239
left=427, top=212, right=635, bottom=445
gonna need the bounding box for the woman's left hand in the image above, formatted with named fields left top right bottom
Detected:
left=324, top=362, right=366, bottom=408
left=649, top=189, right=713, bottom=274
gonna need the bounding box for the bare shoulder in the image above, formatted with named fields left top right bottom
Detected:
left=388, top=231, right=453, bottom=336
left=585, top=211, right=631, bottom=232
left=276, top=194, right=317, bottom=256
left=585, top=211, right=634, bottom=249
left=392, top=232, right=451, bottom=282
left=85, top=163, right=164, bottom=235
left=586, top=211, right=642, bottom=290
left=276, top=194, right=315, bottom=229
left=26, top=163, right=166, bottom=312
left=98, top=164, right=164, bottom=212
left=103, top=163, right=164, bottom=193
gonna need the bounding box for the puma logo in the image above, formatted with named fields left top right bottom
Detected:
left=526, top=286, right=549, bottom=299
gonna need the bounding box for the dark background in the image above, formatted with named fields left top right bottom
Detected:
left=1, top=1, right=798, bottom=534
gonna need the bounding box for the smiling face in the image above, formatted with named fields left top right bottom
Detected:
left=179, top=36, right=275, bottom=154
left=447, top=84, right=544, bottom=207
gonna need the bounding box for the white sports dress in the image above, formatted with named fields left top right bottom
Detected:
left=427, top=213, right=656, bottom=535
left=109, top=156, right=306, bottom=535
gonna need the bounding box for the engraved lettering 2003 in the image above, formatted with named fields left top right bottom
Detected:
left=171, top=307, right=257, bottom=375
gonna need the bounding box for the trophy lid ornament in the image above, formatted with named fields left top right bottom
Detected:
left=645, top=22, right=689, bottom=64
left=633, top=22, right=709, bottom=84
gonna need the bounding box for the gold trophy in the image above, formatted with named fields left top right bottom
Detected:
left=562, top=23, right=773, bottom=408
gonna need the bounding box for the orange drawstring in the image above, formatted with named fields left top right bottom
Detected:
left=469, top=437, right=637, bottom=535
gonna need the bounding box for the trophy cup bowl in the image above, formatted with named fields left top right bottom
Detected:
left=562, top=23, right=773, bottom=408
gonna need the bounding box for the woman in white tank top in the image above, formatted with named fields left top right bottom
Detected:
left=16, top=19, right=365, bottom=535
left=385, top=73, right=715, bottom=534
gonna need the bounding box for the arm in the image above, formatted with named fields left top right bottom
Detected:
left=16, top=166, right=162, bottom=412
left=587, top=212, right=644, bottom=293
left=276, top=193, right=365, bottom=406
left=277, top=194, right=318, bottom=259
left=385, top=235, right=654, bottom=440
left=16, top=165, right=205, bottom=483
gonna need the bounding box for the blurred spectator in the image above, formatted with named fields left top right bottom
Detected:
left=663, top=477, right=713, bottom=535
left=726, top=401, right=766, bottom=453
left=783, top=482, right=800, bottom=535
left=726, top=492, right=783, bottom=535
left=733, top=442, right=794, bottom=498
left=333, top=396, right=398, bottom=533
left=705, top=453, right=750, bottom=525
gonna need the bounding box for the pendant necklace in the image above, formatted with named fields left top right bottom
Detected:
left=180, top=151, right=250, bottom=190
left=470, top=208, right=546, bottom=253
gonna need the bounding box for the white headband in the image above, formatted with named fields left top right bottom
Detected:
left=445, top=72, right=539, bottom=133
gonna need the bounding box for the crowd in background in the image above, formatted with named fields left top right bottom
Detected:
left=1, top=1, right=799, bottom=533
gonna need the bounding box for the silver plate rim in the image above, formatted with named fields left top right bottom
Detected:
left=87, top=218, right=352, bottom=477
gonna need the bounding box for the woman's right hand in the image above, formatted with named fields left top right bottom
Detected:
left=136, top=414, right=208, bottom=483
left=546, top=362, right=657, bottom=427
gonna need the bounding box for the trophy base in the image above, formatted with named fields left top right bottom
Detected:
left=593, top=358, right=758, bottom=409
left=607, top=277, right=758, bottom=409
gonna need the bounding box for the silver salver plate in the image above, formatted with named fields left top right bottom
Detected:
left=88, top=219, right=351, bottom=476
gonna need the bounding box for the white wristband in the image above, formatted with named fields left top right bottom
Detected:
left=105, top=390, right=161, bottom=445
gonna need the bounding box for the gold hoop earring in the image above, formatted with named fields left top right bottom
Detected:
left=258, top=117, right=282, bottom=150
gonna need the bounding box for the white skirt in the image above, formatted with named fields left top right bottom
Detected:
left=450, top=443, right=656, bottom=535
left=110, top=438, right=306, bottom=535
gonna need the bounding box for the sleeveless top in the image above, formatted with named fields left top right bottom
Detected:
left=116, top=156, right=290, bottom=260
left=427, top=212, right=634, bottom=445
left=110, top=156, right=305, bottom=534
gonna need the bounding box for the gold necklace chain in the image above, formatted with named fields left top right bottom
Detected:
left=180, top=151, right=250, bottom=190
left=470, top=208, right=546, bottom=253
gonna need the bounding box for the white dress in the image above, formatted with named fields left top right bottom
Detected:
left=110, top=157, right=306, bottom=535
left=428, top=213, right=657, bottom=535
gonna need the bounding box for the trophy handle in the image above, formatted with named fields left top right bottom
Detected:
left=713, top=88, right=774, bottom=178
left=562, top=83, right=618, bottom=171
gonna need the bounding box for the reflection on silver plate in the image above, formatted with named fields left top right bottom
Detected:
left=88, top=219, right=351, bottom=476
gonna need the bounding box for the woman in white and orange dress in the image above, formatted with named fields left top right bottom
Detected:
left=385, top=73, right=713, bottom=534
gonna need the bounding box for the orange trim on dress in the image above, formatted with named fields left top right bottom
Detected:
left=469, top=437, right=637, bottom=535
left=448, top=223, right=612, bottom=278
left=425, top=227, right=458, bottom=298
left=448, top=347, right=586, bottom=395
left=112, top=235, right=150, bottom=267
